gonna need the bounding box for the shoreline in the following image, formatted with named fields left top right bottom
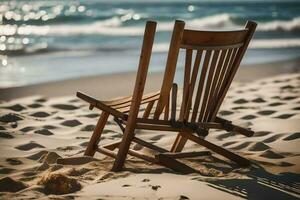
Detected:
left=1, top=57, right=300, bottom=101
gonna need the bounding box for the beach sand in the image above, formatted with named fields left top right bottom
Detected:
left=0, top=59, right=299, bottom=199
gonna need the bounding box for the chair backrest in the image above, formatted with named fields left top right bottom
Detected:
left=154, top=20, right=257, bottom=123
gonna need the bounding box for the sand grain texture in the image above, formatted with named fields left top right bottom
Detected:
left=0, top=73, right=299, bottom=199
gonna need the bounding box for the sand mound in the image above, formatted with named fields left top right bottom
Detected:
left=38, top=173, right=81, bottom=194
left=39, top=152, right=62, bottom=164
left=15, top=141, right=45, bottom=151
left=0, top=177, right=27, bottom=192
left=34, top=129, right=54, bottom=136
left=0, top=113, right=23, bottom=123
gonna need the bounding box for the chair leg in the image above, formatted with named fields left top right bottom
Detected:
left=111, top=122, right=136, bottom=172
left=84, top=111, right=110, bottom=156
left=171, top=132, right=188, bottom=152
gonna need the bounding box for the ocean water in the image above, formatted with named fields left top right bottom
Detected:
left=0, top=0, right=300, bottom=88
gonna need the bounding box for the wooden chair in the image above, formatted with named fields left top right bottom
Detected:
left=77, top=20, right=257, bottom=174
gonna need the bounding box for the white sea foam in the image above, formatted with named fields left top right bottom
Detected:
left=1, top=14, right=299, bottom=37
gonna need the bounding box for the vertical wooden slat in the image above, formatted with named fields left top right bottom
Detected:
left=191, top=50, right=212, bottom=122
left=214, top=48, right=234, bottom=98
left=179, top=48, right=193, bottom=121
left=197, top=50, right=220, bottom=122
left=205, top=49, right=227, bottom=121
left=164, top=95, right=170, bottom=120
left=154, top=20, right=185, bottom=119
left=183, top=50, right=203, bottom=121
left=143, top=101, right=155, bottom=119
left=112, top=21, right=157, bottom=172
left=210, top=21, right=257, bottom=121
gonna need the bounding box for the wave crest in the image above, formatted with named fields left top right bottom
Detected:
left=1, top=14, right=300, bottom=37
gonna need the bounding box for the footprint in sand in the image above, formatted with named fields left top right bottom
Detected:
left=15, top=141, right=45, bottom=151
left=254, top=131, right=271, bottom=137
left=283, top=132, right=300, bottom=141
left=248, top=142, right=270, bottom=151
left=262, top=134, right=284, bottom=143
left=81, top=124, right=95, bottom=132
left=275, top=114, right=295, bottom=119
left=0, top=177, right=27, bottom=192
left=149, top=134, right=164, bottom=141
left=257, top=110, right=276, bottom=115
left=30, top=111, right=51, bottom=118
left=61, top=119, right=82, bottom=127
left=6, top=158, right=23, bottom=165
left=293, top=106, right=300, bottom=110
left=219, top=110, right=234, bottom=116
left=0, top=131, right=14, bottom=139
left=0, top=167, right=15, bottom=174
left=241, top=115, right=257, bottom=120
left=282, top=96, right=298, bottom=101
left=3, top=104, right=26, bottom=112
left=222, top=141, right=236, bottom=147
left=81, top=113, right=100, bottom=118
left=27, top=103, right=43, bottom=108
left=0, top=113, right=23, bottom=123
left=43, top=125, right=57, bottom=129
left=280, top=85, right=295, bottom=90
left=229, top=141, right=252, bottom=150
left=252, top=97, right=266, bottom=103
left=35, top=98, right=47, bottom=103
left=233, top=99, right=249, bottom=104
left=34, top=129, right=54, bottom=136
left=216, top=132, right=236, bottom=140
left=20, top=126, right=35, bottom=132
left=268, top=102, right=285, bottom=106
left=260, top=150, right=285, bottom=159
left=51, top=104, right=79, bottom=110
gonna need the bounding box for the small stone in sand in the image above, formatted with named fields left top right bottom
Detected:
left=0, top=177, right=27, bottom=192
left=151, top=185, right=161, bottom=191
left=38, top=173, right=81, bottom=194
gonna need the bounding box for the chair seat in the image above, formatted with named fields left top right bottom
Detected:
left=76, top=91, right=160, bottom=118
